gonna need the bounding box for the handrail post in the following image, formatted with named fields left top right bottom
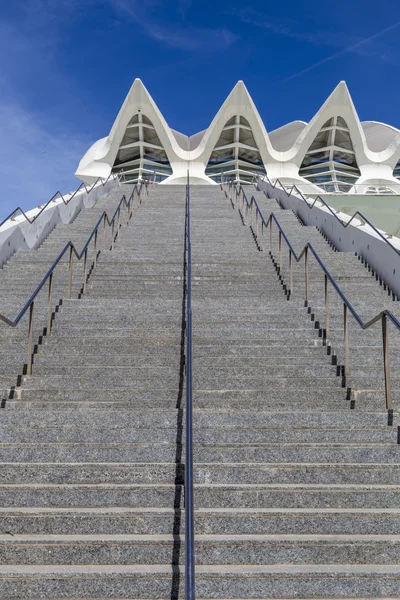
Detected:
left=83, top=248, right=88, bottom=295
left=111, top=219, right=115, bottom=250
left=325, top=274, right=330, bottom=339
left=93, top=229, right=98, bottom=270
left=343, top=303, right=349, bottom=377
left=68, top=246, right=73, bottom=299
left=279, top=231, right=282, bottom=273
left=305, top=247, right=310, bottom=305
left=382, top=314, right=393, bottom=411
left=130, top=195, right=134, bottom=221
left=255, top=207, right=259, bottom=244
left=261, top=222, right=265, bottom=252
left=269, top=218, right=273, bottom=250
left=103, top=215, right=107, bottom=249
left=289, top=251, right=293, bottom=296
left=27, top=301, right=34, bottom=376
left=47, top=273, right=53, bottom=337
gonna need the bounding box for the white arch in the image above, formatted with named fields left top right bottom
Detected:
left=75, top=78, right=400, bottom=192
left=76, top=79, right=183, bottom=184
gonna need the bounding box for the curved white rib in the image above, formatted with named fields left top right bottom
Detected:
left=76, top=79, right=400, bottom=192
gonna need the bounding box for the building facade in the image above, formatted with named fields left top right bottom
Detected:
left=76, top=79, right=400, bottom=195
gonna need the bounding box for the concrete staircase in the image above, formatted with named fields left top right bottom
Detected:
left=0, top=182, right=399, bottom=597
left=0, top=183, right=139, bottom=398
left=248, top=187, right=400, bottom=410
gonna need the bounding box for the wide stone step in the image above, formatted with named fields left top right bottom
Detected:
left=0, top=483, right=181, bottom=507
left=0, top=442, right=180, bottom=462
left=4, top=461, right=400, bottom=485
left=0, top=533, right=398, bottom=566
left=191, top=444, right=400, bottom=463
left=26, top=363, right=339, bottom=382
left=13, top=388, right=182, bottom=404
left=0, top=443, right=399, bottom=463
left=0, top=564, right=399, bottom=598
left=0, top=462, right=181, bottom=484
left=3, top=506, right=400, bottom=535
left=0, top=426, right=394, bottom=444
left=0, top=409, right=392, bottom=428
left=193, top=462, right=400, bottom=485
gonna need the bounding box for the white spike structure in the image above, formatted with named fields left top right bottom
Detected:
left=76, top=79, right=400, bottom=194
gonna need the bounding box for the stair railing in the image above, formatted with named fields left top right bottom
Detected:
left=185, top=171, right=195, bottom=600
left=0, top=177, right=153, bottom=377
left=251, top=173, right=400, bottom=257
left=221, top=178, right=400, bottom=419
left=0, top=172, right=119, bottom=229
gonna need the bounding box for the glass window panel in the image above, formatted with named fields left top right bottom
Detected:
left=121, top=127, right=140, bottom=146
left=143, top=127, right=162, bottom=146
left=308, top=175, right=333, bottom=184
left=334, top=164, right=358, bottom=175
left=206, top=164, right=236, bottom=175
left=143, top=164, right=172, bottom=175
left=215, top=128, right=235, bottom=147
left=308, top=129, right=330, bottom=151
left=206, top=117, right=264, bottom=181
left=143, top=146, right=169, bottom=162
left=128, top=114, right=139, bottom=125
left=335, top=174, right=359, bottom=183
left=300, top=165, right=331, bottom=175
left=208, top=148, right=235, bottom=164
left=113, top=159, right=141, bottom=171
left=114, top=115, right=172, bottom=179
left=323, top=183, right=338, bottom=192
left=301, top=151, right=330, bottom=167
left=239, top=127, right=257, bottom=148
left=334, top=129, right=354, bottom=151
left=332, top=151, right=359, bottom=168
left=238, top=147, right=263, bottom=165
left=115, top=147, right=141, bottom=165
left=336, top=116, right=348, bottom=128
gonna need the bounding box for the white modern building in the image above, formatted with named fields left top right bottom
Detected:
left=76, top=79, right=400, bottom=195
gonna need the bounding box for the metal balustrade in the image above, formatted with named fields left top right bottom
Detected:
left=185, top=172, right=195, bottom=600
left=254, top=173, right=400, bottom=254
left=222, top=176, right=400, bottom=419
left=0, top=175, right=156, bottom=377
left=0, top=173, right=119, bottom=229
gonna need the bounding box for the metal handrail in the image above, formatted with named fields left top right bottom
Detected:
left=254, top=173, right=400, bottom=253
left=185, top=171, right=195, bottom=600
left=0, top=172, right=119, bottom=229
left=222, top=177, right=400, bottom=415
left=0, top=175, right=154, bottom=376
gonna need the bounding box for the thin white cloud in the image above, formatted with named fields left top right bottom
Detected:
left=109, top=0, right=238, bottom=51
left=232, top=7, right=400, bottom=69
left=0, top=3, right=94, bottom=218
left=283, top=20, right=400, bottom=82
left=0, top=102, right=91, bottom=219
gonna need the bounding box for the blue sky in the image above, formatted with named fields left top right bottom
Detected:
left=1, top=0, right=400, bottom=216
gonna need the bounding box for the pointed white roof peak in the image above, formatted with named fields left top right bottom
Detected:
left=76, top=78, right=400, bottom=189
